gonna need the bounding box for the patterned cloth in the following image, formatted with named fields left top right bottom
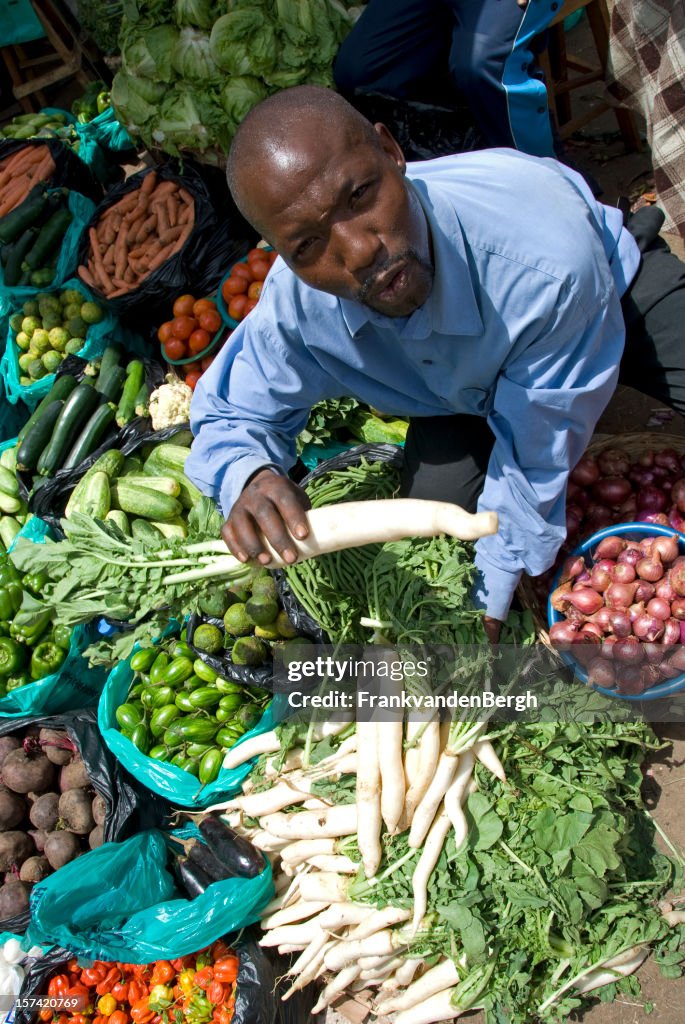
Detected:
left=606, top=0, right=685, bottom=239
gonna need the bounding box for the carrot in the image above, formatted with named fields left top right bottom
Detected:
left=111, top=192, right=140, bottom=215
left=124, top=197, right=149, bottom=225
left=89, top=227, right=113, bottom=293
left=0, top=182, right=27, bottom=218
left=154, top=201, right=169, bottom=236
left=101, top=220, right=116, bottom=247
left=111, top=276, right=128, bottom=289
left=178, top=186, right=193, bottom=206
left=123, top=265, right=135, bottom=284
left=114, top=226, right=128, bottom=281
left=89, top=257, right=112, bottom=295
left=158, top=225, right=183, bottom=246
left=165, top=194, right=178, bottom=227
left=106, top=286, right=129, bottom=298
left=140, top=170, right=158, bottom=196
left=150, top=180, right=179, bottom=200
left=78, top=264, right=96, bottom=288
left=4, top=145, right=44, bottom=179
left=142, top=239, right=181, bottom=274
left=30, top=152, right=56, bottom=183
left=133, top=213, right=157, bottom=244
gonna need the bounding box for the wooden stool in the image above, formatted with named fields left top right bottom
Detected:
left=537, top=0, right=642, bottom=151
left=1, top=0, right=92, bottom=114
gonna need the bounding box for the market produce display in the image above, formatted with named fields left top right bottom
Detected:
left=0, top=187, right=72, bottom=288
left=114, top=635, right=268, bottom=781
left=8, top=289, right=103, bottom=387
left=0, top=147, right=56, bottom=220
left=78, top=170, right=195, bottom=298
left=156, top=292, right=224, bottom=390
left=0, top=724, right=104, bottom=919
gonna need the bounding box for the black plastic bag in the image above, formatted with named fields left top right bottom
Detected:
left=14, top=933, right=324, bottom=1024
left=349, top=90, right=483, bottom=161
left=0, top=709, right=170, bottom=936
left=0, top=138, right=102, bottom=204
left=75, top=160, right=257, bottom=330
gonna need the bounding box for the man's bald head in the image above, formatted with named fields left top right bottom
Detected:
left=226, top=85, right=377, bottom=231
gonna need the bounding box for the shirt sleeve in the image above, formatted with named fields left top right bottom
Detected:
left=185, top=317, right=333, bottom=516
left=472, top=283, right=626, bottom=621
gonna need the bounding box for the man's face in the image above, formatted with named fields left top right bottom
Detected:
left=242, top=123, right=434, bottom=318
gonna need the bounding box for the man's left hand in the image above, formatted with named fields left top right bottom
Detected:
left=483, top=616, right=502, bottom=644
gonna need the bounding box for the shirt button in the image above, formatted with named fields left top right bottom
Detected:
left=422, top=359, right=433, bottom=365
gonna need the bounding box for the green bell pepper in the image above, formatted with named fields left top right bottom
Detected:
left=0, top=562, right=21, bottom=586
left=21, top=571, right=48, bottom=596
left=30, top=641, right=66, bottom=680
left=6, top=671, right=31, bottom=691
left=10, top=609, right=52, bottom=645
left=52, top=624, right=72, bottom=650
left=0, top=583, right=22, bottom=621
left=96, top=91, right=110, bottom=114
left=0, top=636, right=28, bottom=677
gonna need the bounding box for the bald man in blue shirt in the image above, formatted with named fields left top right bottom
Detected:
left=186, top=86, right=685, bottom=641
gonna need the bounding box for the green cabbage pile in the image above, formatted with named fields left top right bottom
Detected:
left=111, top=0, right=357, bottom=159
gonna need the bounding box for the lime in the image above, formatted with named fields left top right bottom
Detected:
left=67, top=316, right=87, bottom=339
left=80, top=301, right=103, bottom=325
left=223, top=603, right=253, bottom=637
left=8, top=313, right=23, bottom=333
left=192, top=623, right=224, bottom=654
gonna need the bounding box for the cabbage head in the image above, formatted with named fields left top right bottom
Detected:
left=220, top=76, right=268, bottom=125
left=172, top=26, right=220, bottom=81
left=146, top=85, right=227, bottom=154
left=111, top=70, right=166, bottom=131
left=209, top=10, right=278, bottom=77
left=174, top=0, right=214, bottom=29
left=122, top=25, right=179, bottom=83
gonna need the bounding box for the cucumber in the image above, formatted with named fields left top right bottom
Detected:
left=121, top=456, right=143, bottom=475
left=105, top=509, right=131, bottom=535
left=151, top=518, right=187, bottom=539
left=0, top=465, right=18, bottom=498
left=0, top=189, right=47, bottom=244
left=4, top=226, right=39, bottom=286
left=0, top=516, right=21, bottom=549
left=25, top=207, right=72, bottom=269
left=17, top=375, right=78, bottom=442
left=94, top=346, right=123, bottom=389
left=64, top=449, right=125, bottom=519
left=110, top=480, right=182, bottom=522
left=61, top=403, right=116, bottom=471
left=0, top=492, right=22, bottom=515
left=131, top=518, right=165, bottom=543
left=143, top=444, right=191, bottom=475
left=67, top=470, right=110, bottom=519
left=94, top=365, right=126, bottom=404
left=37, top=382, right=100, bottom=476
left=115, top=360, right=144, bottom=427
left=0, top=446, right=17, bottom=473
left=122, top=474, right=180, bottom=497
left=16, top=399, right=64, bottom=471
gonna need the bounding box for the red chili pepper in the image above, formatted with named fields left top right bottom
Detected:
left=111, top=982, right=128, bottom=1003
left=80, top=968, right=104, bottom=987
left=110, top=1011, right=129, bottom=1024
left=169, top=958, right=185, bottom=971
left=67, top=983, right=91, bottom=997
left=150, top=961, right=174, bottom=986
left=207, top=981, right=225, bottom=1006
left=127, top=981, right=147, bottom=1005
left=193, top=966, right=214, bottom=989
left=212, top=959, right=238, bottom=985
left=96, top=967, right=121, bottom=995
left=48, top=975, right=70, bottom=998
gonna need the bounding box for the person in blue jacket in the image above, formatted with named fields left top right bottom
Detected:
left=185, top=86, right=685, bottom=641
left=333, top=0, right=559, bottom=157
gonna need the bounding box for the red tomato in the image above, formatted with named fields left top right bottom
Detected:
left=171, top=316, right=197, bottom=340
left=163, top=339, right=186, bottom=361
left=183, top=361, right=201, bottom=374
left=198, top=309, right=221, bottom=333
left=192, top=298, right=216, bottom=317
left=243, top=298, right=259, bottom=315
left=201, top=354, right=215, bottom=372
left=249, top=259, right=270, bottom=281
left=227, top=295, right=248, bottom=321
left=157, top=321, right=174, bottom=344
left=246, top=247, right=266, bottom=264
left=188, top=328, right=211, bottom=354
left=185, top=371, right=201, bottom=390
left=172, top=294, right=196, bottom=318
left=222, top=275, right=247, bottom=300
left=247, top=282, right=262, bottom=300
left=268, top=249, right=278, bottom=264
left=231, top=262, right=253, bottom=283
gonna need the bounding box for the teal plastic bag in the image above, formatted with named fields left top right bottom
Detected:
left=0, top=517, right=106, bottom=715
left=0, top=189, right=96, bottom=304
left=0, top=384, right=29, bottom=442
left=74, top=109, right=135, bottom=183
left=98, top=658, right=288, bottom=808
left=26, top=829, right=274, bottom=963
left=1, top=275, right=121, bottom=408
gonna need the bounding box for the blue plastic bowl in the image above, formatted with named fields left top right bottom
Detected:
left=547, top=522, right=685, bottom=701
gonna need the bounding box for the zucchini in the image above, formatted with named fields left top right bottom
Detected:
left=64, top=449, right=125, bottom=519
left=25, top=207, right=72, bottom=269
left=17, top=375, right=78, bottom=442
left=0, top=517, right=21, bottom=549
left=134, top=383, right=149, bottom=418
left=131, top=518, right=164, bottom=543
left=115, top=360, right=144, bottom=427
left=94, top=346, right=123, bottom=388
left=0, top=189, right=47, bottom=244
left=94, top=365, right=126, bottom=403
left=67, top=470, right=110, bottom=519
left=110, top=480, right=182, bottom=522
left=122, top=474, right=180, bottom=497
left=150, top=518, right=187, bottom=539
left=16, top=399, right=64, bottom=471
left=4, top=226, right=39, bottom=286
left=105, top=509, right=131, bottom=535
left=37, top=382, right=100, bottom=476
left=61, top=403, right=116, bottom=471
left=0, top=465, right=19, bottom=498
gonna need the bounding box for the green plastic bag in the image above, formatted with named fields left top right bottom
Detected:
left=1, top=275, right=120, bottom=409
left=0, top=189, right=96, bottom=304
left=26, top=828, right=274, bottom=963
left=75, top=109, right=135, bottom=183
left=0, top=517, right=106, bottom=715
left=98, top=657, right=288, bottom=808
left=0, top=383, right=29, bottom=442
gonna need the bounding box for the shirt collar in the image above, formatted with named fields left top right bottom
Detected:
left=339, top=174, right=483, bottom=340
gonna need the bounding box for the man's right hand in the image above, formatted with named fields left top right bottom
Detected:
left=221, top=469, right=312, bottom=566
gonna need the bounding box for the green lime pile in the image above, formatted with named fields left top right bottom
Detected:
left=10, top=289, right=103, bottom=385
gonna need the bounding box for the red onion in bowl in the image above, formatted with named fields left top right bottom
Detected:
left=564, top=588, right=605, bottom=615
left=632, top=613, right=665, bottom=642
left=661, top=617, right=681, bottom=645
left=595, top=535, right=627, bottom=560
left=600, top=635, right=619, bottom=659
left=613, top=562, right=636, bottom=584
left=587, top=658, right=616, bottom=688
left=646, top=596, right=671, bottom=620
left=616, top=665, right=646, bottom=695
left=636, top=554, right=664, bottom=582
left=667, top=647, right=685, bottom=672
left=613, top=637, right=645, bottom=664
left=670, top=597, right=685, bottom=620
left=550, top=582, right=573, bottom=612
left=618, top=547, right=642, bottom=568
left=590, top=563, right=613, bottom=592
left=669, top=562, right=685, bottom=596
left=571, top=632, right=602, bottom=666
left=605, top=581, right=638, bottom=609
left=609, top=610, right=632, bottom=638
left=628, top=601, right=646, bottom=623
left=656, top=578, right=676, bottom=602
left=580, top=621, right=604, bottom=639
left=634, top=580, right=655, bottom=603
left=641, top=663, right=663, bottom=690
left=590, top=606, right=614, bottom=631
left=570, top=456, right=600, bottom=487
left=559, top=555, right=586, bottom=583
left=652, top=534, right=679, bottom=563
left=548, top=620, right=579, bottom=645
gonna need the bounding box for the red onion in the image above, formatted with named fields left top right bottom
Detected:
left=570, top=456, right=600, bottom=487
left=564, top=588, right=605, bottom=615
left=670, top=480, right=685, bottom=511
left=655, top=448, right=681, bottom=473
left=636, top=554, right=664, bottom=582
left=590, top=563, right=613, bottom=592
left=619, top=496, right=638, bottom=519
left=548, top=620, right=579, bottom=646
left=593, top=477, right=632, bottom=507
left=616, top=665, right=646, bottom=694
left=659, top=658, right=683, bottom=679
left=668, top=508, right=685, bottom=533
left=613, top=561, right=636, bottom=584
left=667, top=647, right=685, bottom=672
left=559, top=555, right=586, bottom=584
left=597, top=448, right=630, bottom=477
left=680, top=621, right=685, bottom=645
left=605, top=581, right=639, bottom=609
left=580, top=621, right=604, bottom=639
left=566, top=481, right=590, bottom=508
left=629, top=467, right=655, bottom=487
left=628, top=601, right=646, bottom=623
left=670, top=597, right=685, bottom=620
left=566, top=505, right=584, bottom=538
left=639, top=512, right=670, bottom=526
left=595, top=535, right=627, bottom=560
left=639, top=537, right=656, bottom=556
left=647, top=596, right=671, bottom=620
left=575, top=570, right=592, bottom=586
left=641, top=664, right=663, bottom=690
left=634, top=580, right=656, bottom=603
left=637, top=486, right=668, bottom=514
left=669, top=562, right=685, bottom=597
left=609, top=610, right=632, bottom=638
left=550, top=582, right=572, bottom=612
left=613, top=637, right=644, bottom=664
left=571, top=632, right=602, bottom=666
left=639, top=451, right=655, bottom=468
left=656, top=578, right=676, bottom=602
left=632, top=613, right=664, bottom=642
left=600, top=635, right=619, bottom=658
left=587, top=658, right=616, bottom=688
left=643, top=642, right=666, bottom=664
left=589, top=606, right=614, bottom=631
left=661, top=618, right=681, bottom=645
left=618, top=547, right=642, bottom=568
left=652, top=534, right=679, bottom=564
left=652, top=465, right=670, bottom=481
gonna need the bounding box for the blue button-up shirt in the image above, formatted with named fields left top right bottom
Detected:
left=187, top=148, right=640, bottom=620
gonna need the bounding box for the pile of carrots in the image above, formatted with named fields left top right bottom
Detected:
left=0, top=144, right=56, bottom=218
left=78, top=170, right=195, bottom=299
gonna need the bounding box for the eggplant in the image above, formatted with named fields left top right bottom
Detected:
left=199, top=815, right=265, bottom=879
left=179, top=858, right=214, bottom=899
left=188, top=839, right=232, bottom=882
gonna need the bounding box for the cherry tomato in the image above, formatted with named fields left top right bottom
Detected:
left=230, top=263, right=253, bottom=283
left=201, top=354, right=215, bottom=372
left=192, top=298, right=217, bottom=317
left=227, top=295, right=248, bottom=321
left=172, top=294, right=196, bottom=318
left=198, top=309, right=221, bottom=333
left=163, top=338, right=186, bottom=361
left=249, top=259, right=270, bottom=281
left=243, top=298, right=259, bottom=315
left=222, top=276, right=247, bottom=299
left=156, top=322, right=174, bottom=344
left=247, top=282, right=262, bottom=300
left=246, top=247, right=266, bottom=264
left=188, top=328, right=211, bottom=355
left=171, top=316, right=197, bottom=340
left=185, top=370, right=202, bottom=390
left=183, top=360, right=201, bottom=374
